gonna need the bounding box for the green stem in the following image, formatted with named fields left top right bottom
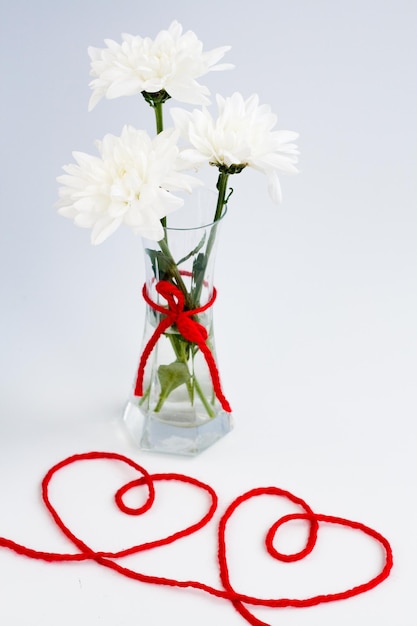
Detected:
left=170, top=334, right=195, bottom=404
left=153, top=101, right=164, bottom=135
left=157, top=237, right=193, bottom=308
left=154, top=390, right=168, bottom=413
left=141, top=91, right=169, bottom=229
left=152, top=335, right=215, bottom=417
left=153, top=101, right=167, bottom=229
left=141, top=90, right=170, bottom=134
left=191, top=170, right=229, bottom=307
left=214, top=170, right=229, bottom=222
left=206, top=170, right=229, bottom=260
left=193, top=375, right=215, bottom=417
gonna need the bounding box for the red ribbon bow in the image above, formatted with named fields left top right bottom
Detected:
left=134, top=281, right=232, bottom=413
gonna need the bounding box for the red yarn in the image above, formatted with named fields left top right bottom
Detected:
left=0, top=451, right=393, bottom=626
left=134, top=280, right=232, bottom=412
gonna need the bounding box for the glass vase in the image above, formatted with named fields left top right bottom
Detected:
left=123, top=192, right=233, bottom=456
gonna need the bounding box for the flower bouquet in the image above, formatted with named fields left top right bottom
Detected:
left=57, top=21, right=299, bottom=455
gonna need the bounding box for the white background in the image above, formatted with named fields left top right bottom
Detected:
left=0, top=1, right=416, bottom=624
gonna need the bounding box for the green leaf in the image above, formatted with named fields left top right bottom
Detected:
left=192, top=252, right=206, bottom=284
left=157, top=361, right=191, bottom=402
left=145, top=248, right=173, bottom=281
left=176, top=232, right=206, bottom=267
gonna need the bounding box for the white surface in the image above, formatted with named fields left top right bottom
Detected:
left=0, top=1, right=416, bottom=625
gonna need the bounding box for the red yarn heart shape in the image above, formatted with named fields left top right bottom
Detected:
left=217, top=487, right=393, bottom=625
left=0, top=451, right=393, bottom=626
left=42, top=451, right=218, bottom=560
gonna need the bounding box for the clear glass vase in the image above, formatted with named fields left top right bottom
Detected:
left=123, top=192, right=233, bottom=456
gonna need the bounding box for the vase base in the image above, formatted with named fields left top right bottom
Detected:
left=123, top=401, right=233, bottom=457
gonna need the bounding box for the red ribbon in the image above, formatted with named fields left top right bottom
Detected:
left=134, top=281, right=232, bottom=413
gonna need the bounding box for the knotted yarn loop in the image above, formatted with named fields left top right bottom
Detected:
left=148, top=280, right=210, bottom=344
left=134, top=280, right=231, bottom=413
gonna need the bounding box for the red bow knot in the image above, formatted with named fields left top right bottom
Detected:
left=134, top=281, right=231, bottom=413
left=155, top=282, right=208, bottom=344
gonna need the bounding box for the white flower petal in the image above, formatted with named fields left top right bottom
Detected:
left=266, top=170, right=283, bottom=204
left=172, top=92, right=299, bottom=203
left=91, top=217, right=122, bottom=245
left=74, top=213, right=96, bottom=228
left=88, top=23, right=233, bottom=107
left=57, top=125, right=201, bottom=243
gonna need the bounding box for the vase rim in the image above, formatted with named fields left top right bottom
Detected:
left=164, top=204, right=228, bottom=233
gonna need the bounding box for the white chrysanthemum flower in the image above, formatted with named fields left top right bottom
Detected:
left=171, top=92, right=299, bottom=203
left=88, top=21, right=233, bottom=111
left=56, top=125, right=201, bottom=244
